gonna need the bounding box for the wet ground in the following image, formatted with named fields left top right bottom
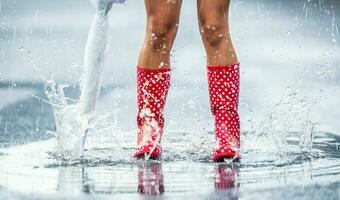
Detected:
left=0, top=83, right=339, bottom=199
left=1, top=0, right=340, bottom=199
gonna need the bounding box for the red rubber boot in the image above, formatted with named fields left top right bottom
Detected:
left=134, top=66, right=171, bottom=159
left=207, top=64, right=241, bottom=161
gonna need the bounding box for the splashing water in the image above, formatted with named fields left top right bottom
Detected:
left=53, top=0, right=129, bottom=159
left=38, top=0, right=127, bottom=160
left=18, top=44, right=92, bottom=159
left=16, top=0, right=336, bottom=166
left=15, top=0, right=133, bottom=162
left=44, top=79, right=89, bottom=159
left=238, top=84, right=318, bottom=167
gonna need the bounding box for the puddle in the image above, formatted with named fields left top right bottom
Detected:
left=0, top=131, right=339, bottom=199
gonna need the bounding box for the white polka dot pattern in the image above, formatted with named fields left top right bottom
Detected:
left=134, top=66, right=171, bottom=159
left=207, top=64, right=241, bottom=160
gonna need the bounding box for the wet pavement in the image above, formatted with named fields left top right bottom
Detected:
left=0, top=84, right=339, bottom=199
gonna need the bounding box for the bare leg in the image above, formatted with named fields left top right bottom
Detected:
left=134, top=0, right=182, bottom=159
left=198, top=0, right=241, bottom=161
left=138, top=0, right=182, bottom=69
left=197, top=0, right=238, bottom=66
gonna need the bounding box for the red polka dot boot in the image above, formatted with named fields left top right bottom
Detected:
left=207, top=64, right=241, bottom=161
left=134, top=66, right=171, bottom=159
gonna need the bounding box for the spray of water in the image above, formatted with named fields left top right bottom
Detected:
left=55, top=0, right=130, bottom=159
left=17, top=0, right=127, bottom=160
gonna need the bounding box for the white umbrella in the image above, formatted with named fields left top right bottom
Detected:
left=79, top=0, right=126, bottom=157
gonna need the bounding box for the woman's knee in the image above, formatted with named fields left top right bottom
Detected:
left=199, top=14, right=228, bottom=47
left=198, top=0, right=230, bottom=47
left=146, top=15, right=179, bottom=50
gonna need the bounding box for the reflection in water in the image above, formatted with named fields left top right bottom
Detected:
left=56, top=161, right=165, bottom=196
left=81, top=167, right=92, bottom=194
left=46, top=133, right=337, bottom=199
left=213, top=163, right=240, bottom=200
left=57, top=167, right=85, bottom=194
left=137, top=161, right=164, bottom=196
left=57, top=166, right=116, bottom=195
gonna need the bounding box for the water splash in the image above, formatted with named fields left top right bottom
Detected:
left=16, top=0, right=129, bottom=160
left=43, top=78, right=89, bottom=159
left=18, top=46, right=91, bottom=159
left=51, top=0, right=122, bottom=159
left=240, top=83, right=320, bottom=166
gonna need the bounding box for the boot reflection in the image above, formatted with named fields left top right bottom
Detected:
left=214, top=163, right=240, bottom=199
left=137, top=161, right=164, bottom=195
